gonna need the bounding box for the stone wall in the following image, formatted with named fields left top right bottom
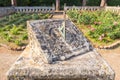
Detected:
left=0, top=7, right=15, bottom=17
left=0, top=6, right=55, bottom=17
left=64, top=6, right=104, bottom=11
left=105, top=6, right=120, bottom=14
left=64, top=6, right=120, bottom=14
left=15, top=7, right=55, bottom=13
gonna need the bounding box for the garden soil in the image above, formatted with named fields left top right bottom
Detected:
left=0, top=46, right=21, bottom=80
left=98, top=47, right=120, bottom=80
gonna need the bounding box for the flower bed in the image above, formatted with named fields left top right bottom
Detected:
left=67, top=10, right=120, bottom=47
left=0, top=13, right=50, bottom=48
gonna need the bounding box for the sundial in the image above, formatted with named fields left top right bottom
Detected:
left=7, top=19, right=115, bottom=80
left=29, top=19, right=93, bottom=63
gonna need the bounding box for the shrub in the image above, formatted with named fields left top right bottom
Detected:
left=78, top=11, right=97, bottom=24
left=6, top=36, right=12, bottom=42
left=10, top=24, right=19, bottom=35
left=32, top=14, right=39, bottom=20
left=67, top=10, right=120, bottom=43
left=15, top=40, right=22, bottom=46
left=22, top=33, right=28, bottom=40
left=0, top=13, right=50, bottom=46
left=67, top=10, right=79, bottom=22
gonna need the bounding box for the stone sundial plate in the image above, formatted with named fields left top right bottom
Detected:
left=28, top=19, right=93, bottom=63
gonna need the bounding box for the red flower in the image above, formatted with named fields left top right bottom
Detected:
left=94, top=22, right=97, bottom=25
left=101, top=33, right=105, bottom=37
left=94, top=21, right=102, bottom=25
left=99, top=36, right=103, bottom=41
left=90, top=27, right=96, bottom=32
left=98, top=22, right=102, bottom=25
left=87, top=25, right=91, bottom=29
left=113, top=21, right=118, bottom=26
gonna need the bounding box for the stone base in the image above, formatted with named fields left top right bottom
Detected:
left=7, top=45, right=115, bottom=80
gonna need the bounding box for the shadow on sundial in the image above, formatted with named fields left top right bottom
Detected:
left=29, top=19, right=93, bottom=63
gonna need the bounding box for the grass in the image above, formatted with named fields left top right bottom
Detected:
left=0, top=13, right=50, bottom=47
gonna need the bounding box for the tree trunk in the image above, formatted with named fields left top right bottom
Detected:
left=56, top=0, right=60, bottom=11
left=82, top=0, right=87, bottom=6
left=11, top=0, right=17, bottom=6
left=100, top=0, right=107, bottom=7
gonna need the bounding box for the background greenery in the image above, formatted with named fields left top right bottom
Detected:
left=0, top=0, right=120, bottom=7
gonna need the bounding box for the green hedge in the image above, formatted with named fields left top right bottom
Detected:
left=0, top=0, right=11, bottom=6
left=0, top=0, right=120, bottom=7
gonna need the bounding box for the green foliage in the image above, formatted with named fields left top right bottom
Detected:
left=22, top=33, right=28, bottom=40
left=87, top=0, right=101, bottom=6
left=16, top=0, right=30, bottom=6
left=67, top=10, right=97, bottom=25
left=0, top=0, right=11, bottom=6
left=67, top=10, right=120, bottom=43
left=15, top=40, right=22, bottom=46
left=78, top=11, right=97, bottom=25
left=0, top=13, right=50, bottom=46
left=0, top=0, right=120, bottom=7
left=67, top=10, right=79, bottom=21
left=1, top=32, right=9, bottom=39
left=32, top=14, right=39, bottom=20
left=10, top=25, right=19, bottom=35
left=108, top=0, right=120, bottom=6
left=6, top=36, right=12, bottom=42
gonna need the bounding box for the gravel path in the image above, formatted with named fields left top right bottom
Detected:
left=0, top=47, right=21, bottom=80
left=98, top=47, right=120, bottom=80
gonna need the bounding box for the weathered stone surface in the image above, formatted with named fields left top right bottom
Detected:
left=0, top=7, right=15, bottom=17
left=28, top=19, right=93, bottom=63
left=7, top=45, right=115, bottom=80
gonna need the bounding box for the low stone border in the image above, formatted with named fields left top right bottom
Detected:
left=95, top=40, right=120, bottom=49
left=48, top=14, right=54, bottom=19
left=0, top=43, right=26, bottom=51
left=2, top=41, right=120, bottom=51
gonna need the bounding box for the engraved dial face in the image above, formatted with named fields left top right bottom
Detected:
left=30, top=20, right=93, bottom=63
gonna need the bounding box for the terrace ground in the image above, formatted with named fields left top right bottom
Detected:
left=0, top=13, right=120, bottom=80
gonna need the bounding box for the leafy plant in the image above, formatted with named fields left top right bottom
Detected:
left=0, top=13, right=50, bottom=46
left=6, top=36, right=12, bottom=42
left=67, top=10, right=120, bottom=44
left=22, top=33, right=28, bottom=40
left=10, top=24, right=19, bottom=35
left=15, top=40, right=22, bottom=46
left=78, top=11, right=97, bottom=24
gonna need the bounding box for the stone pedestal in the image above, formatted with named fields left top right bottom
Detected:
left=7, top=19, right=115, bottom=80
left=7, top=45, right=115, bottom=80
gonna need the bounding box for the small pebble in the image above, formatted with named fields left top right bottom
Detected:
left=60, top=56, right=66, bottom=61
